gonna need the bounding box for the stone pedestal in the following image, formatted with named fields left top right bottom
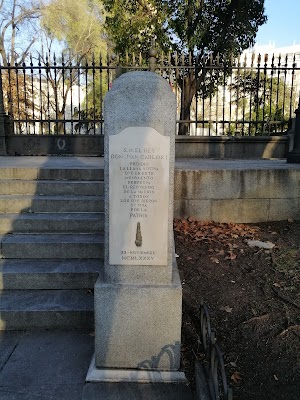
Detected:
left=87, top=71, right=185, bottom=383
left=94, top=265, right=182, bottom=371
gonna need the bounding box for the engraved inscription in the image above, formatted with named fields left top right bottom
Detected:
left=109, top=127, right=170, bottom=266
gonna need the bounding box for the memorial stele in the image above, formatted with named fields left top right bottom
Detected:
left=87, top=71, right=185, bottom=383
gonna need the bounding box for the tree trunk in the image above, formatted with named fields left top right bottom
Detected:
left=178, top=75, right=196, bottom=135
left=56, top=111, right=65, bottom=134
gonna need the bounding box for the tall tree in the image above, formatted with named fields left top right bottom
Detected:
left=41, top=0, right=106, bottom=58
left=104, top=0, right=267, bottom=134
left=0, top=0, right=42, bottom=66
left=38, top=0, right=107, bottom=133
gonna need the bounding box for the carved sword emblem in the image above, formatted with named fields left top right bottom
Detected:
left=135, top=222, right=142, bottom=247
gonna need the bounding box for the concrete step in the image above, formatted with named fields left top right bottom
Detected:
left=0, top=195, right=104, bottom=213
left=0, top=234, right=104, bottom=259
left=0, top=290, right=94, bottom=330
left=0, top=259, right=101, bottom=289
left=0, top=180, right=104, bottom=196
left=0, top=213, right=104, bottom=234
left=0, top=168, right=104, bottom=181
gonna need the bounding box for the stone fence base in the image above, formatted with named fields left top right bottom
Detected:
left=174, top=160, right=300, bottom=223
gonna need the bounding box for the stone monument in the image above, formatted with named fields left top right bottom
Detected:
left=86, top=71, right=185, bottom=382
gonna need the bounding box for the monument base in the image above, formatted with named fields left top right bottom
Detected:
left=94, top=265, right=182, bottom=371
left=86, top=355, right=187, bottom=383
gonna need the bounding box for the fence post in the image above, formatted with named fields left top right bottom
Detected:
left=149, top=44, right=157, bottom=72
left=287, top=96, right=300, bottom=163
left=0, top=68, right=8, bottom=155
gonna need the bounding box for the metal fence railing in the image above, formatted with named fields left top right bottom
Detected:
left=198, top=300, right=233, bottom=400
left=1, top=50, right=299, bottom=136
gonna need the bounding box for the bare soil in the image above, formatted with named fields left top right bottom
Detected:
left=175, top=219, right=300, bottom=400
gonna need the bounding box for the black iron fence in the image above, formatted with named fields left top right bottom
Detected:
left=0, top=50, right=299, bottom=136
left=199, top=300, right=233, bottom=400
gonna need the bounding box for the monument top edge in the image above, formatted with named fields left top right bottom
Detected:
left=111, top=71, right=172, bottom=91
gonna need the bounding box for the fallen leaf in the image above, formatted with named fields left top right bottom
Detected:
left=187, top=256, right=193, bottom=261
left=273, top=282, right=281, bottom=288
left=226, top=252, right=237, bottom=260
left=216, top=249, right=225, bottom=256
left=231, top=371, right=242, bottom=383
left=230, top=361, right=237, bottom=368
left=210, top=257, right=220, bottom=264
left=274, top=374, right=279, bottom=381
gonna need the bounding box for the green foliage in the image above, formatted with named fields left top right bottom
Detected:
left=41, top=0, right=106, bottom=59
left=103, top=0, right=267, bottom=56
left=103, top=0, right=267, bottom=134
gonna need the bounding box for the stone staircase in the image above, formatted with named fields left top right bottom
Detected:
left=0, top=165, right=104, bottom=330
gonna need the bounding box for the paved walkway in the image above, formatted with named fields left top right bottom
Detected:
left=0, top=331, right=194, bottom=400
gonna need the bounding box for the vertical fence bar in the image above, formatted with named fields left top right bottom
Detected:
left=0, top=65, right=7, bottom=151
left=38, top=56, right=43, bottom=135
left=262, top=54, right=268, bottom=134
left=99, top=52, right=103, bottom=135
left=61, top=53, right=66, bottom=135
left=69, top=59, right=74, bottom=135
left=235, top=54, right=240, bottom=135
left=269, top=54, right=274, bottom=134
left=255, top=54, right=261, bottom=134
left=77, top=58, right=81, bottom=134
left=222, top=55, right=226, bottom=135
left=195, top=54, right=199, bottom=136
left=85, top=57, right=89, bottom=134
left=289, top=54, right=296, bottom=126
left=248, top=53, right=255, bottom=135
left=215, top=53, right=219, bottom=135
left=241, top=53, right=247, bottom=135
left=276, top=54, right=281, bottom=135
left=282, top=54, right=288, bottom=133
left=53, top=54, right=59, bottom=133
left=15, top=64, right=22, bottom=133
left=92, top=53, right=96, bottom=135
left=45, top=54, right=51, bottom=134
left=29, top=55, right=35, bottom=135
left=208, top=54, right=213, bottom=136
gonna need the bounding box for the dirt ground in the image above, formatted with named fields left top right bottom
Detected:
left=175, top=218, right=300, bottom=400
